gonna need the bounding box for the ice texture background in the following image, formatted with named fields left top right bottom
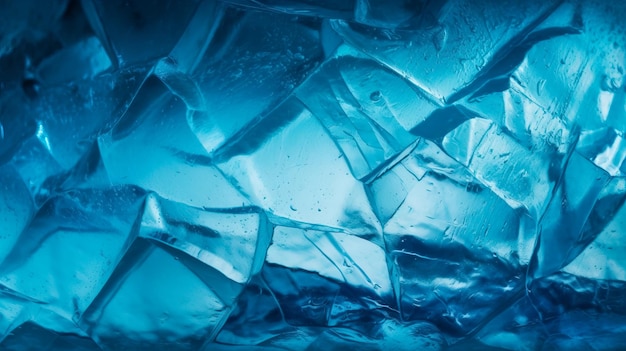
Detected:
left=0, top=0, right=625, bottom=350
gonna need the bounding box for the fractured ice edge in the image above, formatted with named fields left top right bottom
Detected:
left=0, top=0, right=625, bottom=350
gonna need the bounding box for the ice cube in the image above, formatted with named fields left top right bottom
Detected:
left=217, top=97, right=382, bottom=242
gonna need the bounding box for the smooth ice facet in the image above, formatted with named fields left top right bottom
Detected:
left=296, top=44, right=438, bottom=180
left=0, top=186, right=145, bottom=320
left=217, top=97, right=382, bottom=242
left=333, top=0, right=561, bottom=102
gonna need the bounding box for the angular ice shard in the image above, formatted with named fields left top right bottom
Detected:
left=264, top=226, right=394, bottom=328
left=220, top=0, right=354, bottom=20
left=374, top=140, right=525, bottom=335
left=1, top=60, right=148, bottom=202
left=80, top=0, right=202, bottom=66
left=295, top=44, right=439, bottom=180
left=76, top=196, right=271, bottom=350
left=222, top=0, right=445, bottom=30
left=0, top=186, right=145, bottom=320
left=562, top=181, right=626, bottom=281
left=216, top=276, right=321, bottom=348
left=138, top=194, right=271, bottom=284
left=36, top=36, right=111, bottom=86
left=80, top=241, right=230, bottom=350
left=216, top=97, right=382, bottom=242
left=354, top=0, right=447, bottom=29
left=304, top=320, right=444, bottom=351
left=530, top=152, right=626, bottom=279
left=98, top=77, right=250, bottom=209
left=181, top=5, right=325, bottom=154
left=333, top=0, right=561, bottom=102
left=0, top=0, right=68, bottom=57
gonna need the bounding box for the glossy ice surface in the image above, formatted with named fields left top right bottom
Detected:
left=0, top=0, right=625, bottom=350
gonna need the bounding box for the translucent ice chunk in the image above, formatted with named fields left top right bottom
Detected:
left=512, top=0, right=626, bottom=131
left=36, top=36, right=112, bottom=86
left=217, top=97, right=382, bottom=242
left=295, top=44, right=439, bottom=180
left=305, top=320, right=444, bottom=351
left=216, top=276, right=321, bottom=348
left=577, top=127, right=626, bottom=176
left=80, top=0, right=202, bottom=66
left=262, top=225, right=396, bottom=331
left=375, top=142, right=525, bottom=334
left=0, top=97, right=37, bottom=166
left=223, top=0, right=445, bottom=30
left=461, top=78, right=574, bottom=154
left=266, top=226, right=393, bottom=300
left=0, top=186, right=145, bottom=320
left=332, top=0, right=561, bottom=102
left=0, top=0, right=68, bottom=57
left=525, top=272, right=626, bottom=349
left=530, top=153, right=625, bottom=278
left=79, top=239, right=235, bottom=350
left=99, top=77, right=250, bottom=209
left=182, top=7, right=325, bottom=154
left=471, top=296, right=544, bottom=351
left=561, top=177, right=626, bottom=281
left=440, top=117, right=559, bottom=217
left=0, top=293, right=31, bottom=341
left=139, top=194, right=271, bottom=284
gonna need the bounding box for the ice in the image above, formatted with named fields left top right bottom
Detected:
left=216, top=276, right=321, bottom=348
left=562, top=181, right=626, bottom=280
left=530, top=152, right=625, bottom=279
left=139, top=193, right=271, bottom=284
left=2, top=0, right=626, bottom=349
left=183, top=6, right=325, bottom=154
left=220, top=0, right=354, bottom=20
left=36, top=36, right=111, bottom=86
left=303, top=321, right=444, bottom=350
left=79, top=240, right=231, bottom=350
left=98, top=77, right=251, bottom=209
left=354, top=0, right=447, bottom=30
left=371, top=140, right=525, bottom=335
left=439, top=117, right=561, bottom=218
left=332, top=0, right=562, bottom=103
left=512, top=0, right=626, bottom=131
left=265, top=226, right=393, bottom=314
left=295, top=44, right=439, bottom=180
left=0, top=186, right=145, bottom=320
left=0, top=321, right=100, bottom=351
left=80, top=0, right=202, bottom=66
left=217, top=97, right=382, bottom=241
left=0, top=0, right=68, bottom=57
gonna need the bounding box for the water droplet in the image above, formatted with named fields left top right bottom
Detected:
left=370, top=91, right=382, bottom=101
left=536, top=79, right=546, bottom=96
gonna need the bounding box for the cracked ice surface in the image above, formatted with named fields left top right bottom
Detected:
left=1, top=0, right=626, bottom=350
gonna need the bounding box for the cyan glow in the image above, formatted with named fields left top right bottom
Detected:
left=0, top=0, right=625, bottom=350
